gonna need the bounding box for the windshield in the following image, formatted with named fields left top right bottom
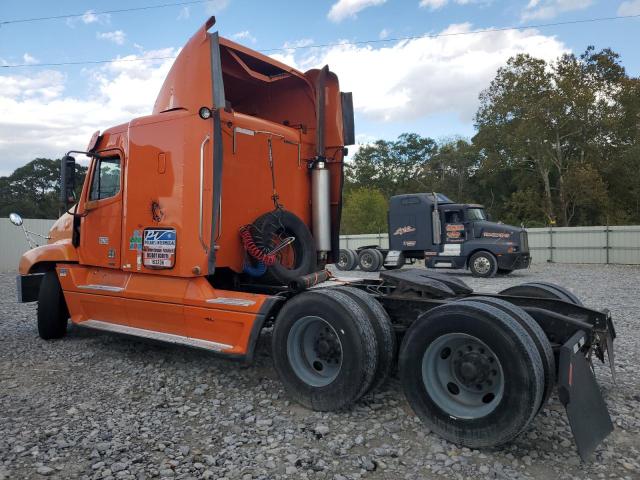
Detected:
left=466, top=208, right=487, bottom=221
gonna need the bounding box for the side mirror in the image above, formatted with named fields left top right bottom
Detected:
left=486, top=213, right=492, bottom=221
left=60, top=155, right=76, bottom=207
left=9, top=212, right=23, bottom=226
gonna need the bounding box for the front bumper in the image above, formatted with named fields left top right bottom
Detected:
left=16, top=273, right=43, bottom=303
left=497, top=252, right=531, bottom=270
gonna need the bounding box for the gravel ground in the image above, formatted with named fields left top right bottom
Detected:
left=1, top=263, right=639, bottom=480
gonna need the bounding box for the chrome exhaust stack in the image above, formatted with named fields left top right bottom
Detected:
left=312, top=65, right=332, bottom=261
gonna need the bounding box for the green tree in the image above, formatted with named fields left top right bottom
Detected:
left=0, top=158, right=87, bottom=219
left=474, top=48, right=633, bottom=226
left=346, top=134, right=437, bottom=197
left=340, top=188, right=388, bottom=234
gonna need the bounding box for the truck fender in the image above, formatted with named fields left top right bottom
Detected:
left=243, top=295, right=286, bottom=365
left=18, top=242, right=78, bottom=275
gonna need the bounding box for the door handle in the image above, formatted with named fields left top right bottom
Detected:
left=199, top=135, right=210, bottom=253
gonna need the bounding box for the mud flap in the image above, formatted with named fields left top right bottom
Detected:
left=557, top=330, right=613, bottom=461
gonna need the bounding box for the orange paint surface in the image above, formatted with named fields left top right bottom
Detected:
left=19, top=17, right=349, bottom=357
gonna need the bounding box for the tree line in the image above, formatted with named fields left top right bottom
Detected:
left=342, top=47, right=640, bottom=234
left=0, top=158, right=86, bottom=219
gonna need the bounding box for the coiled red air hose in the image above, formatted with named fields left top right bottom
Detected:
left=239, top=226, right=277, bottom=266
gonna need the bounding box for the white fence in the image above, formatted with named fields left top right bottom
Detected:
left=1, top=220, right=639, bottom=272
left=340, top=225, right=640, bottom=265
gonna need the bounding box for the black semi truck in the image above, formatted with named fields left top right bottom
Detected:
left=338, top=193, right=531, bottom=277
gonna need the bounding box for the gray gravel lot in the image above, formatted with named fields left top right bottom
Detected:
left=1, top=264, right=639, bottom=480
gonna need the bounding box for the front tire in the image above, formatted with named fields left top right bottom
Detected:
left=272, top=290, right=378, bottom=411
left=469, top=251, right=498, bottom=278
left=37, top=270, right=69, bottom=340
left=399, top=301, right=544, bottom=448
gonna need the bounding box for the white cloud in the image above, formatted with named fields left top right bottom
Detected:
left=271, top=24, right=567, bottom=123
left=618, top=0, right=640, bottom=15
left=0, top=49, right=177, bottom=175
left=204, top=0, right=230, bottom=14
left=66, top=10, right=111, bottom=27
left=231, top=30, right=257, bottom=44
left=22, top=53, right=38, bottom=65
left=419, top=0, right=449, bottom=9
left=328, top=0, right=386, bottom=22
left=97, top=30, right=127, bottom=45
left=521, top=0, right=593, bottom=21
left=379, top=28, right=391, bottom=39
left=419, top=0, right=486, bottom=9
left=177, top=6, right=190, bottom=20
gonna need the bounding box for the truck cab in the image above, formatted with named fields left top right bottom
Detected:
left=388, top=193, right=530, bottom=276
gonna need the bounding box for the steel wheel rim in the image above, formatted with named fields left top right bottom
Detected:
left=361, top=253, right=373, bottom=268
left=473, top=256, right=491, bottom=275
left=422, top=333, right=504, bottom=419
left=337, top=252, right=349, bottom=268
left=287, top=316, right=343, bottom=387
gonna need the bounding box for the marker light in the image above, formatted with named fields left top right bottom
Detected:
left=199, top=107, right=212, bottom=119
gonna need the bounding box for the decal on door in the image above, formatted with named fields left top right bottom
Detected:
left=445, top=223, right=465, bottom=243
left=393, top=225, right=416, bottom=236
left=129, top=230, right=142, bottom=251
left=143, top=228, right=176, bottom=268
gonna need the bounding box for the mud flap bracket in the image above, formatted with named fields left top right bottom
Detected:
left=558, top=330, right=613, bottom=461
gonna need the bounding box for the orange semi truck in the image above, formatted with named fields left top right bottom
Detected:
left=12, top=18, right=616, bottom=460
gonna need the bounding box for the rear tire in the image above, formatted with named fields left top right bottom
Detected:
left=322, top=287, right=396, bottom=394
left=358, top=248, right=382, bottom=272
left=336, top=249, right=358, bottom=271
left=37, top=270, right=69, bottom=340
left=399, top=301, right=544, bottom=448
left=456, top=296, right=555, bottom=411
left=272, top=290, right=378, bottom=411
left=469, top=251, right=498, bottom=278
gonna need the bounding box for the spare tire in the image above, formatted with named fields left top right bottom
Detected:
left=251, top=210, right=317, bottom=285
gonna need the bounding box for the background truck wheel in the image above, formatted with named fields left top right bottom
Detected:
left=272, top=290, right=378, bottom=411
left=399, top=301, right=544, bottom=448
left=373, top=249, right=385, bottom=268
left=252, top=210, right=317, bottom=285
left=499, top=282, right=583, bottom=306
left=456, top=297, right=555, bottom=412
left=37, top=270, right=69, bottom=340
left=336, top=249, right=358, bottom=271
left=469, top=251, right=498, bottom=278
left=358, top=248, right=382, bottom=272
left=322, top=286, right=396, bottom=394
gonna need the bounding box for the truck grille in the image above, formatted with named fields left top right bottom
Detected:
left=520, top=231, right=529, bottom=252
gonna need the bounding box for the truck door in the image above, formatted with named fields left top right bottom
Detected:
left=78, top=153, right=123, bottom=269
left=443, top=209, right=465, bottom=244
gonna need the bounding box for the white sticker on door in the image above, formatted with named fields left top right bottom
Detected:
left=143, top=229, right=176, bottom=268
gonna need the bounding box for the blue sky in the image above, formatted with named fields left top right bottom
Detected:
left=1, top=0, right=639, bottom=174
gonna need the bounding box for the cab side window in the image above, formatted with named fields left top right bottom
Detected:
left=89, top=157, right=121, bottom=200
left=445, top=210, right=462, bottom=223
